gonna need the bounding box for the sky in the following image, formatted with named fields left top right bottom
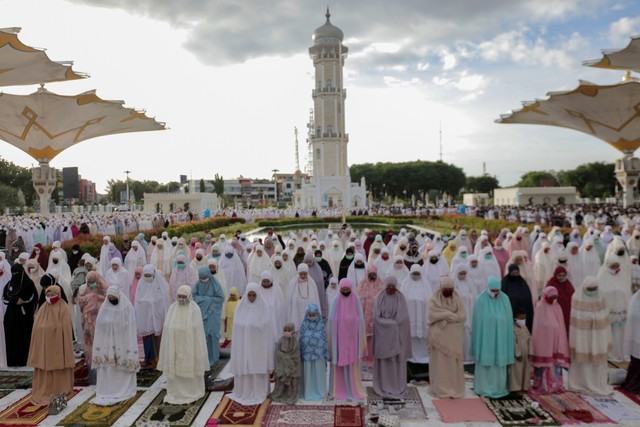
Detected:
left=1, top=0, right=640, bottom=193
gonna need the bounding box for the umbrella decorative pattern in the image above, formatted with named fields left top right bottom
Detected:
left=0, top=27, right=87, bottom=87
left=584, top=36, right=640, bottom=73
left=0, top=86, right=165, bottom=163
left=497, top=79, right=640, bottom=154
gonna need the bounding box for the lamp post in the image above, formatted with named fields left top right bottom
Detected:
left=124, top=170, right=131, bottom=210
left=272, top=169, right=279, bottom=205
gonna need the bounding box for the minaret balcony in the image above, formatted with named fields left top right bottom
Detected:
left=309, top=132, right=349, bottom=141
left=312, top=87, right=347, bottom=97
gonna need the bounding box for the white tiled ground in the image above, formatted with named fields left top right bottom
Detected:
left=1, top=363, right=639, bottom=427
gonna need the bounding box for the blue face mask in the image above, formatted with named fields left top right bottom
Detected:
left=213, top=253, right=221, bottom=258
left=314, top=256, right=322, bottom=263
left=225, top=253, right=233, bottom=259
left=176, top=263, right=185, bottom=269
left=585, top=289, right=598, bottom=297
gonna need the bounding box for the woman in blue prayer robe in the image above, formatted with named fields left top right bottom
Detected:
left=193, top=266, right=225, bottom=369
left=298, top=303, right=329, bottom=400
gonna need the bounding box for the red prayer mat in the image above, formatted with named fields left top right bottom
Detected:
left=334, top=405, right=364, bottom=427
left=530, top=391, right=615, bottom=425
left=433, top=397, right=498, bottom=423
left=208, top=395, right=270, bottom=426
left=0, top=389, right=80, bottom=426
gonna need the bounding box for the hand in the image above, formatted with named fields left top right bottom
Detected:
left=516, top=355, right=523, bottom=361
left=16, top=298, right=24, bottom=305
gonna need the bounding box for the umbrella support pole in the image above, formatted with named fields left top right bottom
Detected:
left=32, top=161, right=57, bottom=216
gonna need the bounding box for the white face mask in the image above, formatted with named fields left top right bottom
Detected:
left=515, top=319, right=526, bottom=328
left=144, top=276, right=154, bottom=283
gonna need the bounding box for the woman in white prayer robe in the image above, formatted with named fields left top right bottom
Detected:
left=124, top=241, right=147, bottom=273
left=219, top=246, right=248, bottom=296
left=104, top=258, right=132, bottom=302
left=158, top=285, right=208, bottom=404
left=91, top=287, right=139, bottom=406
left=229, top=283, right=275, bottom=405
left=288, top=263, right=321, bottom=329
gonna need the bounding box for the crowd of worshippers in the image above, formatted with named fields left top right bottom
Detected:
left=1, top=224, right=640, bottom=411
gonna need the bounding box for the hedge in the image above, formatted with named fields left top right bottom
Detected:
left=59, top=217, right=246, bottom=257
left=255, top=215, right=415, bottom=227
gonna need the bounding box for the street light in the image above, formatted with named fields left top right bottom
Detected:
left=124, top=170, right=131, bottom=209
left=272, top=169, right=279, bottom=204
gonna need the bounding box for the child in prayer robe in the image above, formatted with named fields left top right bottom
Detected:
left=223, top=287, right=239, bottom=348
left=509, top=307, right=532, bottom=393
left=270, top=323, right=301, bottom=404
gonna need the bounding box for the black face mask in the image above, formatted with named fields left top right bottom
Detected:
left=617, top=250, right=625, bottom=256
left=354, top=262, right=365, bottom=269
left=341, top=290, right=351, bottom=297
left=430, top=258, right=438, bottom=264
left=109, top=298, right=119, bottom=305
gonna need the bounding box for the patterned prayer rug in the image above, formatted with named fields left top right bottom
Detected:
left=484, top=394, right=558, bottom=426
left=136, top=368, right=162, bottom=388
left=58, top=390, right=145, bottom=426
left=73, top=359, right=89, bottom=387
left=530, top=391, right=615, bottom=425
left=433, top=398, right=498, bottom=423
left=359, top=364, right=373, bottom=382
left=582, top=395, right=640, bottom=422
left=0, top=389, right=80, bottom=426
left=615, top=386, right=640, bottom=406
left=132, top=390, right=209, bottom=427
left=365, top=386, right=426, bottom=421
left=334, top=405, right=364, bottom=427
left=210, top=358, right=229, bottom=380
left=0, top=371, right=33, bottom=389
left=208, top=396, right=270, bottom=426
left=262, top=404, right=334, bottom=427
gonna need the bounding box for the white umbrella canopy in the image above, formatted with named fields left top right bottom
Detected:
left=0, top=27, right=87, bottom=87
left=0, top=85, right=165, bottom=162
left=584, top=36, right=640, bottom=73
left=497, top=79, right=640, bottom=155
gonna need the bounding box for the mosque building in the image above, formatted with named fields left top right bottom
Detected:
left=294, top=9, right=367, bottom=209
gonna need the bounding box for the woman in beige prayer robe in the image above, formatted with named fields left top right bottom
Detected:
left=27, top=285, right=75, bottom=406
left=427, top=277, right=467, bottom=398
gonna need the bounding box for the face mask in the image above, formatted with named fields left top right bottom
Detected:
left=617, top=249, right=625, bottom=256
left=609, top=267, right=620, bottom=275
left=212, top=253, right=221, bottom=258
left=176, top=263, right=185, bottom=269
left=430, top=258, right=438, bottom=264
left=355, top=262, right=365, bottom=269
left=484, top=254, right=492, bottom=260
left=144, top=276, right=154, bottom=283
left=341, top=289, right=351, bottom=297
left=53, top=259, right=59, bottom=264
left=46, top=295, right=60, bottom=305
left=72, top=250, right=78, bottom=255
left=275, top=263, right=282, bottom=269
left=381, top=254, right=389, bottom=260
left=109, top=298, right=119, bottom=305
left=368, top=273, right=377, bottom=280
left=544, top=295, right=557, bottom=304
left=411, top=273, right=421, bottom=280
left=314, top=256, right=322, bottom=263
left=199, top=278, right=209, bottom=283
left=490, top=290, right=500, bottom=298
left=88, top=281, right=97, bottom=289
left=386, top=287, right=397, bottom=295
left=172, top=243, right=177, bottom=247
left=196, top=256, right=203, bottom=261
left=495, top=245, right=502, bottom=250
left=442, top=288, right=454, bottom=298
left=585, top=289, right=598, bottom=297
left=345, top=255, right=354, bottom=260
left=177, top=298, right=189, bottom=305
left=460, top=253, right=467, bottom=259
left=399, top=246, right=406, bottom=251
left=283, top=331, right=293, bottom=338
left=515, top=319, right=526, bottom=327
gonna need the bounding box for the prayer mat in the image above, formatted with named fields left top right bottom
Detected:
left=73, top=359, right=89, bottom=387
left=0, top=371, right=33, bottom=389
left=57, top=390, right=144, bottom=426
left=433, top=397, right=498, bottom=423
left=334, top=405, right=363, bottom=427
left=210, top=358, right=229, bottom=380
left=359, top=364, right=373, bottom=382
left=0, top=389, right=80, bottom=426
left=530, top=391, right=614, bottom=425
left=208, top=396, right=270, bottom=426
left=615, top=386, right=640, bottom=406
left=484, top=394, right=558, bottom=426
left=132, top=389, right=209, bottom=427
left=262, top=404, right=334, bottom=427
left=365, top=386, right=427, bottom=421
left=582, top=395, right=640, bottom=421
left=136, top=368, right=162, bottom=388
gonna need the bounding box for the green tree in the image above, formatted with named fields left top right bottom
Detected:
left=557, top=162, right=614, bottom=199
left=516, top=171, right=558, bottom=187
left=0, top=156, right=35, bottom=206
left=199, top=178, right=206, bottom=193
left=211, top=173, right=224, bottom=195
left=466, top=175, right=500, bottom=194
left=0, top=183, right=19, bottom=211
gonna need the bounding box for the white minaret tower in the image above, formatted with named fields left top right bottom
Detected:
left=309, top=7, right=348, bottom=179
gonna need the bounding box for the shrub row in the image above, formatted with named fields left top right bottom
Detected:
left=255, top=215, right=415, bottom=227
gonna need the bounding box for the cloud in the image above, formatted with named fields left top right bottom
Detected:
left=609, top=16, right=640, bottom=44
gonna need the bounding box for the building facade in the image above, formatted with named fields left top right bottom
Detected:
left=295, top=9, right=367, bottom=209
left=493, top=187, right=577, bottom=206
